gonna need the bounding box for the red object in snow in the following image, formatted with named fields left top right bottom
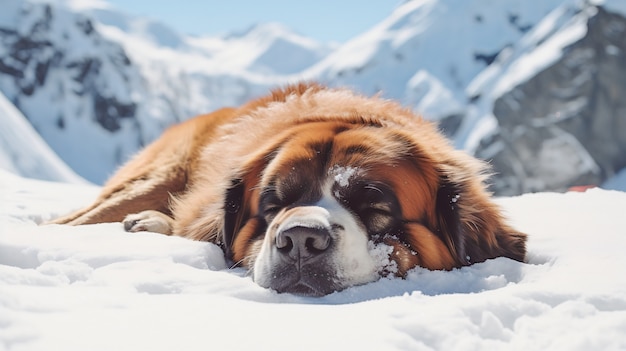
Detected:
left=568, top=185, right=596, bottom=192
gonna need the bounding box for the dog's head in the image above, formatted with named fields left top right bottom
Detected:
left=182, top=85, right=526, bottom=296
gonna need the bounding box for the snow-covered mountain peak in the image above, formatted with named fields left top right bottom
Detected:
left=219, top=22, right=331, bottom=75
left=466, top=1, right=589, bottom=104
left=307, top=0, right=566, bottom=110
left=227, top=22, right=306, bottom=42
left=66, top=2, right=189, bottom=50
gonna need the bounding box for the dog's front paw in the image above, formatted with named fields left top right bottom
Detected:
left=123, top=210, right=173, bottom=235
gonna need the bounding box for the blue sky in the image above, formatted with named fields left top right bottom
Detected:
left=104, top=0, right=401, bottom=43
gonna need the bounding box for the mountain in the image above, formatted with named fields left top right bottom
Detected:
left=468, top=1, right=626, bottom=194
left=1, top=0, right=625, bottom=195
left=0, top=0, right=331, bottom=184
left=303, top=0, right=566, bottom=120
left=0, top=90, right=85, bottom=183
left=303, top=0, right=626, bottom=194
left=1, top=0, right=149, bottom=183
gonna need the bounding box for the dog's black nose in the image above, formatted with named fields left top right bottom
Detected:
left=275, top=226, right=331, bottom=260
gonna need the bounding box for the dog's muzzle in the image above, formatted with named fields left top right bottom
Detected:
left=253, top=201, right=377, bottom=296
left=269, top=223, right=339, bottom=296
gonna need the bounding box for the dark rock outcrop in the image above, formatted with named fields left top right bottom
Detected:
left=476, top=6, right=626, bottom=195
left=0, top=4, right=137, bottom=133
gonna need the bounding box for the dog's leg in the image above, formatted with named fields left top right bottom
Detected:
left=123, top=210, right=174, bottom=234
left=49, top=168, right=186, bottom=226
left=49, top=108, right=238, bottom=231
left=49, top=121, right=191, bottom=226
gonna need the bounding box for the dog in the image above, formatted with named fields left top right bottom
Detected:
left=52, top=83, right=527, bottom=296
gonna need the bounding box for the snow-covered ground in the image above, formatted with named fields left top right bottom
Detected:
left=1, top=170, right=625, bottom=350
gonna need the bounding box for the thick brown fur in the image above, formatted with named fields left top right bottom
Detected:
left=51, top=83, right=526, bottom=286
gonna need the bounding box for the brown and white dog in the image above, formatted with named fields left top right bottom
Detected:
left=52, top=83, right=527, bottom=296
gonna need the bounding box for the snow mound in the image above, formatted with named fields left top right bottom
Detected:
left=1, top=172, right=625, bottom=350
left=0, top=92, right=86, bottom=184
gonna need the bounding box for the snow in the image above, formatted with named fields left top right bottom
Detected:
left=0, top=91, right=86, bottom=184
left=329, top=165, right=358, bottom=187
left=2, top=170, right=626, bottom=350
left=87, top=6, right=329, bottom=76
left=470, top=3, right=592, bottom=101
left=367, top=239, right=399, bottom=276
left=305, top=0, right=566, bottom=105
left=405, top=70, right=464, bottom=119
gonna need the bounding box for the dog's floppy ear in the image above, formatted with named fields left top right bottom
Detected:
left=219, top=140, right=285, bottom=264
left=220, top=155, right=270, bottom=263
left=434, top=171, right=527, bottom=267
left=222, top=178, right=246, bottom=260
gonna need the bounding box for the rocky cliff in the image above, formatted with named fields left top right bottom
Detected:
left=0, top=1, right=146, bottom=182
left=475, top=6, right=626, bottom=195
